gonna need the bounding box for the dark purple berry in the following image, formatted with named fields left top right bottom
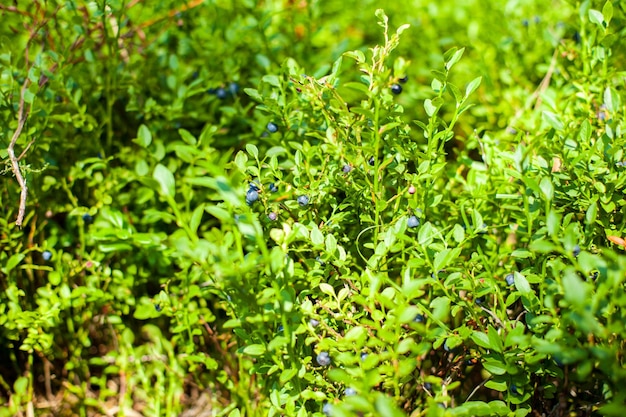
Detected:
left=573, top=244, right=581, bottom=257
left=268, top=212, right=277, bottom=221
left=342, top=164, right=352, bottom=173
left=391, top=84, right=403, bottom=95
left=269, top=183, right=278, bottom=193
left=42, top=250, right=52, bottom=261
left=399, top=75, right=408, bottom=84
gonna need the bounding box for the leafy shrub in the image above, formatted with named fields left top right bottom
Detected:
left=1, top=1, right=625, bottom=416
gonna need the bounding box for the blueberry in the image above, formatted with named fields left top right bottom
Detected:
left=268, top=183, right=278, bottom=193
left=443, top=341, right=451, bottom=352
left=309, top=318, right=320, bottom=327
left=573, top=244, right=581, bottom=257
left=246, top=189, right=259, bottom=205
left=215, top=87, right=228, bottom=99
left=316, top=351, right=331, bottom=366
left=322, top=402, right=333, bottom=416
left=407, top=215, right=420, bottom=228
left=413, top=314, right=425, bottom=323
left=345, top=387, right=357, bottom=396
left=408, top=185, right=416, bottom=195
left=522, top=19, right=529, bottom=27
left=82, top=214, right=93, bottom=223
left=277, top=325, right=284, bottom=333
left=368, top=156, right=376, bottom=166
left=391, top=84, right=403, bottom=95
left=249, top=181, right=260, bottom=191
left=360, top=352, right=368, bottom=362
left=268, top=212, right=278, bottom=221
left=510, top=384, right=519, bottom=394
left=266, top=122, right=278, bottom=133
left=155, top=304, right=162, bottom=312
left=315, top=256, right=325, bottom=266
left=475, top=297, right=485, bottom=305
left=424, top=382, right=432, bottom=391
left=229, top=82, right=240, bottom=95
left=399, top=75, right=408, bottom=84
left=342, top=164, right=352, bottom=173
left=297, top=195, right=309, bottom=207
left=42, top=250, right=52, bottom=261
left=505, top=273, right=515, bottom=286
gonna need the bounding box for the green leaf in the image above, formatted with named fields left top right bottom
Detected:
left=471, top=331, right=491, bottom=349
left=465, top=76, right=482, bottom=98
left=374, top=395, right=404, bottom=417
left=444, top=47, right=465, bottom=71
left=602, top=1, right=613, bottom=25
left=578, top=119, right=591, bottom=142
left=488, top=325, right=503, bottom=353
left=562, top=268, right=588, bottom=307
left=153, top=164, right=176, bottom=198
left=542, top=111, right=564, bottom=131
left=5, top=253, right=25, bottom=273
left=588, top=9, right=605, bottom=28
left=514, top=272, right=531, bottom=295
left=133, top=124, right=152, bottom=148
left=604, top=87, right=620, bottom=113
left=245, top=144, right=258, bottom=159
left=242, top=344, right=266, bottom=356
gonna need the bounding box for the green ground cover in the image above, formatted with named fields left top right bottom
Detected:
left=1, top=1, right=625, bottom=416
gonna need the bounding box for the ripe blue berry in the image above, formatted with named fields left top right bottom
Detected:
left=360, top=352, right=368, bottom=362
left=215, top=87, right=228, bottom=99
left=322, top=402, right=333, bottom=416
left=342, top=164, right=352, bottom=173
left=229, top=82, right=240, bottom=95
left=391, top=84, right=402, bottom=95
left=249, top=181, right=260, bottom=191
left=399, top=75, right=408, bottom=84
left=297, top=195, right=309, bottom=207
left=475, top=297, right=485, bottom=305
left=268, top=212, right=277, bottom=221
left=316, top=351, right=331, bottom=366
left=266, top=122, right=278, bottom=133
left=573, top=244, right=581, bottom=257
left=510, top=384, right=519, bottom=394
left=424, top=382, right=432, bottom=391
left=505, top=273, right=515, bottom=286
left=268, top=183, right=278, bottom=193
left=345, top=387, right=357, bottom=396
left=368, top=156, right=375, bottom=166
left=309, top=318, right=320, bottom=327
left=246, top=189, right=259, bottom=205
left=413, top=314, right=425, bottom=323
left=42, top=250, right=52, bottom=261
left=408, top=215, right=420, bottom=228
left=155, top=304, right=162, bottom=312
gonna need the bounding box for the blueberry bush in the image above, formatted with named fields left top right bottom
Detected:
left=1, top=1, right=625, bottom=416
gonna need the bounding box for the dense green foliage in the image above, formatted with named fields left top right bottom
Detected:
left=1, top=0, right=625, bottom=416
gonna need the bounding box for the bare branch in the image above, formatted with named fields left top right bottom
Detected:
left=7, top=77, right=32, bottom=227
